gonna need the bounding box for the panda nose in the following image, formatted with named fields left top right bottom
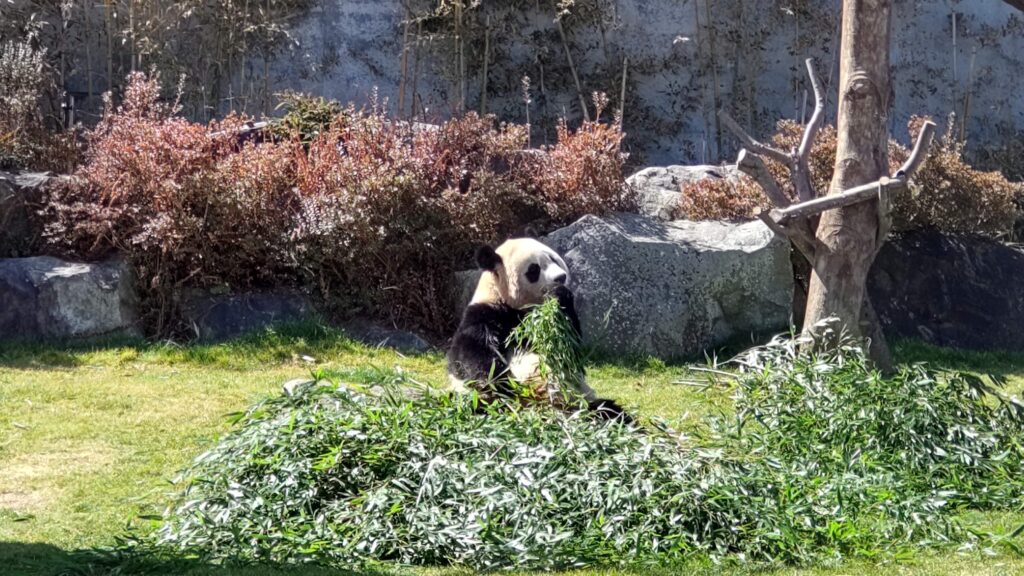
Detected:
left=553, top=273, right=567, bottom=285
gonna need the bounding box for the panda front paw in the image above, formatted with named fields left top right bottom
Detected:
left=587, top=398, right=636, bottom=426
left=549, top=284, right=574, bottom=305
left=549, top=284, right=583, bottom=336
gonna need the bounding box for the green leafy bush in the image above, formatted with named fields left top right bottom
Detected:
left=140, top=327, right=1024, bottom=570
left=268, top=91, right=345, bottom=144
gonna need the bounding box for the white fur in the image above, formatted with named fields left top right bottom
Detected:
left=472, top=238, right=571, bottom=309
left=446, top=374, right=472, bottom=394
left=508, top=350, right=542, bottom=384
left=509, top=350, right=597, bottom=404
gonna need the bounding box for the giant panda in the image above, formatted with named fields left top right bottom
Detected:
left=446, top=238, right=632, bottom=423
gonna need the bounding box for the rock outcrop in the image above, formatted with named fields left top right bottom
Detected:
left=869, top=230, right=1024, bottom=351
left=626, top=164, right=742, bottom=221
left=180, top=290, right=315, bottom=341
left=0, top=171, right=60, bottom=258
left=0, top=256, right=138, bottom=341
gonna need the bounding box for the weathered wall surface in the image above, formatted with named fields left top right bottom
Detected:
left=265, top=0, right=1023, bottom=166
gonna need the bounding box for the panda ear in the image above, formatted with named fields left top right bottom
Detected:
left=476, top=245, right=502, bottom=271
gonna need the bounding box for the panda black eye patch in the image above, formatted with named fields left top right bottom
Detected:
left=525, top=263, right=541, bottom=283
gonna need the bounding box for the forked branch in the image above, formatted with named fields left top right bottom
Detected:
left=758, top=211, right=817, bottom=260
left=736, top=149, right=789, bottom=208
left=720, top=59, right=827, bottom=260
left=770, top=121, right=937, bottom=224
left=797, top=58, right=826, bottom=160
left=720, top=58, right=826, bottom=203
left=718, top=113, right=791, bottom=166
left=792, top=58, right=826, bottom=202
left=721, top=57, right=936, bottom=264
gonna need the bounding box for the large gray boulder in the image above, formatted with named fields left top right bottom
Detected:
left=454, top=214, right=793, bottom=360
left=545, top=214, right=792, bottom=359
left=869, top=230, right=1024, bottom=351
left=626, top=164, right=742, bottom=221
left=180, top=289, right=432, bottom=350
left=0, top=256, right=138, bottom=341
left=338, top=318, right=433, bottom=353
left=180, top=290, right=316, bottom=341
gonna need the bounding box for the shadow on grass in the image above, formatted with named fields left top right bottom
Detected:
left=0, top=540, right=808, bottom=576
left=892, top=339, right=1024, bottom=380
left=0, top=321, right=441, bottom=372
left=0, top=541, right=401, bottom=576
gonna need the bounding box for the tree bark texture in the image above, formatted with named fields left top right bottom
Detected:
left=803, top=0, right=892, bottom=351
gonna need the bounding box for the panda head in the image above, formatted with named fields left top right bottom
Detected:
left=471, top=238, right=571, bottom=309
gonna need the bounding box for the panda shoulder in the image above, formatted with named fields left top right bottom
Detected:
left=458, top=302, right=520, bottom=327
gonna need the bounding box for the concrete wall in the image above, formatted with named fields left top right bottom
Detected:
left=260, top=1, right=1023, bottom=167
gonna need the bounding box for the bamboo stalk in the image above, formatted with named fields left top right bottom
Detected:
left=961, top=46, right=977, bottom=143
left=398, top=12, right=411, bottom=117
left=480, top=15, right=490, bottom=115
left=618, top=55, right=628, bottom=134
left=704, top=0, right=721, bottom=160
left=84, top=2, right=94, bottom=100
left=129, top=0, right=136, bottom=72
left=556, top=17, right=590, bottom=122
left=952, top=9, right=958, bottom=110
left=411, top=21, right=422, bottom=117
left=264, top=0, right=271, bottom=114
left=522, top=75, right=532, bottom=146
left=694, top=0, right=711, bottom=162
left=242, top=0, right=249, bottom=113
left=105, top=0, right=113, bottom=94
left=455, top=1, right=465, bottom=113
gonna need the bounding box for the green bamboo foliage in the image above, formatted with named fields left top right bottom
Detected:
left=136, top=325, right=1024, bottom=570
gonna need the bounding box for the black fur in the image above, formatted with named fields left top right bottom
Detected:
left=476, top=246, right=502, bottom=271
left=587, top=398, right=634, bottom=425
left=447, top=284, right=632, bottom=424
left=447, top=301, right=528, bottom=399
left=525, top=263, right=541, bottom=283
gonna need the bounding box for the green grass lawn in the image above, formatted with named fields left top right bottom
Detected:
left=1, top=324, right=1022, bottom=575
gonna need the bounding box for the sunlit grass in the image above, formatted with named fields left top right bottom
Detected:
left=0, top=324, right=1022, bottom=575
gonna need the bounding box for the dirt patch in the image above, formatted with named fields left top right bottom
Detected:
left=0, top=441, right=116, bottom=514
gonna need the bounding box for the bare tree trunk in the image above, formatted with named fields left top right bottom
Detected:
left=719, top=2, right=935, bottom=373
left=803, top=0, right=893, bottom=367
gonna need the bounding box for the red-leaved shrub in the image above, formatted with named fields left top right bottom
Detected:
left=527, top=116, right=635, bottom=221
left=44, top=75, right=632, bottom=335
left=676, top=177, right=770, bottom=221
left=44, top=73, right=300, bottom=333
left=678, top=117, right=1021, bottom=238
left=292, top=107, right=458, bottom=328
left=890, top=116, right=1021, bottom=237
left=291, top=105, right=633, bottom=331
